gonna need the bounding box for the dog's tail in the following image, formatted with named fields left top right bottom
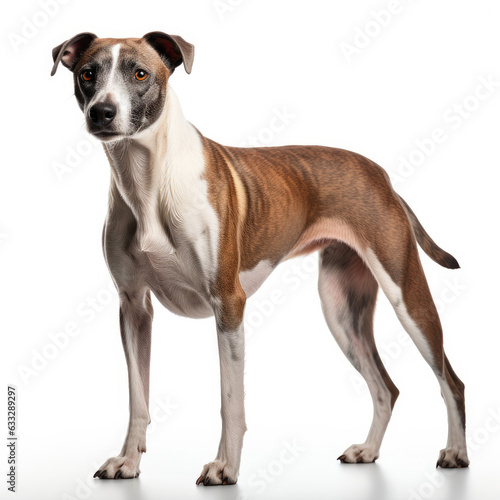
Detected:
left=398, top=195, right=460, bottom=269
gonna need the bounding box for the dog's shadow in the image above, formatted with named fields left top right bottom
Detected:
left=330, top=463, right=471, bottom=500
left=440, top=468, right=471, bottom=500
left=193, top=485, right=244, bottom=500
left=94, top=477, right=244, bottom=500
left=360, top=464, right=470, bottom=500
left=339, top=463, right=390, bottom=500
left=93, top=477, right=146, bottom=500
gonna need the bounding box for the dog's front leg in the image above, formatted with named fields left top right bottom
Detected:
left=197, top=288, right=247, bottom=485
left=94, top=289, right=153, bottom=479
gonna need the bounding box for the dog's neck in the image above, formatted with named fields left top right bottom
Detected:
left=104, top=85, right=207, bottom=250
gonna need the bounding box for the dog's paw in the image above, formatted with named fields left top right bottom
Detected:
left=337, top=444, right=379, bottom=464
left=436, top=447, right=470, bottom=468
left=93, top=456, right=141, bottom=479
left=196, top=460, right=238, bottom=486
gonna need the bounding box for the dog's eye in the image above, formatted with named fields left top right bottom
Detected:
left=81, top=70, right=94, bottom=82
left=135, top=70, right=148, bottom=81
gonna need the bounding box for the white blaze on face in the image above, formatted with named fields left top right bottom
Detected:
left=87, top=43, right=132, bottom=134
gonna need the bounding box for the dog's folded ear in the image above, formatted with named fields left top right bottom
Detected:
left=142, top=32, right=194, bottom=74
left=51, top=32, right=97, bottom=76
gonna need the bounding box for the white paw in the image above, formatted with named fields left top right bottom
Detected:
left=94, top=455, right=141, bottom=479
left=436, top=447, right=470, bottom=468
left=196, top=459, right=238, bottom=486
left=338, top=443, right=379, bottom=463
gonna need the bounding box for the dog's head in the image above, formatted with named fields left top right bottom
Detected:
left=51, top=32, right=194, bottom=141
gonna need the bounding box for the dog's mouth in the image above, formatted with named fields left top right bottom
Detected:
left=90, top=129, right=124, bottom=141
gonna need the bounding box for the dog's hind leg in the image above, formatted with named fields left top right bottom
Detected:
left=319, top=241, right=399, bottom=463
left=362, top=218, right=469, bottom=468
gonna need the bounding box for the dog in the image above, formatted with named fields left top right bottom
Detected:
left=51, top=31, right=469, bottom=484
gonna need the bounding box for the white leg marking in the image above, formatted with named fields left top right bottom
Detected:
left=197, top=322, right=246, bottom=485
left=363, top=248, right=468, bottom=467
left=318, top=260, right=392, bottom=463
left=363, top=247, right=434, bottom=364
left=437, top=379, right=469, bottom=466
left=94, top=294, right=152, bottom=479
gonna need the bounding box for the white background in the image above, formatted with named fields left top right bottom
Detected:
left=2, top=1, right=500, bottom=499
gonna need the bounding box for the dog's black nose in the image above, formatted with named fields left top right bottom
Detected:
left=89, top=103, right=116, bottom=127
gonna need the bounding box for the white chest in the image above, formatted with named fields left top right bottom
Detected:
left=104, top=86, right=220, bottom=318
